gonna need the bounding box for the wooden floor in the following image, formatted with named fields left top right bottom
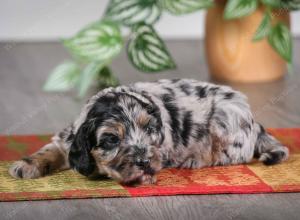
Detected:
left=0, top=40, right=300, bottom=220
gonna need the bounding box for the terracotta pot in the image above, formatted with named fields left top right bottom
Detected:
left=205, top=2, right=290, bottom=83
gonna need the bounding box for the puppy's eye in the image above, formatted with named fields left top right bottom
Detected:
left=99, top=134, right=120, bottom=150
left=105, top=134, right=120, bottom=145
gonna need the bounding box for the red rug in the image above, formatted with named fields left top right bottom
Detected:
left=0, top=128, right=300, bottom=201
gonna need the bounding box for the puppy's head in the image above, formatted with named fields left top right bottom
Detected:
left=69, top=91, right=164, bottom=184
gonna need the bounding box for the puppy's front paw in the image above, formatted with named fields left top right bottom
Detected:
left=9, top=159, right=41, bottom=179
left=141, top=174, right=157, bottom=185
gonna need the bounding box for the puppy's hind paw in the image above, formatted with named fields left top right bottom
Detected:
left=8, top=159, right=41, bottom=179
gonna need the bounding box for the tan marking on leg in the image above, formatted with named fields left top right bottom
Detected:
left=211, top=135, right=229, bottom=165
left=9, top=141, right=70, bottom=179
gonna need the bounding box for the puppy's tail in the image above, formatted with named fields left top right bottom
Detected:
left=254, top=123, right=289, bottom=165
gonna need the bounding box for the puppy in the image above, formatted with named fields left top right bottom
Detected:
left=9, top=79, right=289, bottom=185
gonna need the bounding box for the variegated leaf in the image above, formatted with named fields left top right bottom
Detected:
left=78, top=61, right=105, bottom=97
left=104, top=0, right=161, bottom=26
left=224, top=0, right=258, bottom=19
left=127, top=23, right=176, bottom=72
left=43, top=61, right=80, bottom=92
left=64, top=21, right=123, bottom=62
left=252, top=12, right=271, bottom=41
left=268, top=23, right=292, bottom=63
left=161, top=0, right=214, bottom=15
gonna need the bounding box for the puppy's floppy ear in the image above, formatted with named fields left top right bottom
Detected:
left=69, top=122, right=96, bottom=176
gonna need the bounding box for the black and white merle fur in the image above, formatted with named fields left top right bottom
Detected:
left=9, top=79, right=289, bottom=185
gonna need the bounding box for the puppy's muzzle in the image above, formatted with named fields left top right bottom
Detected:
left=135, top=157, right=150, bottom=168
left=133, top=145, right=151, bottom=168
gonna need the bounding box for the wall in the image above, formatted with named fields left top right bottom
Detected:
left=1, top=0, right=300, bottom=41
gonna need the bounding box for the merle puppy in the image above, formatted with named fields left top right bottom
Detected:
left=9, top=79, right=289, bottom=184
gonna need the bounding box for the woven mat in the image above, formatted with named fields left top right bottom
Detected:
left=0, top=128, right=300, bottom=201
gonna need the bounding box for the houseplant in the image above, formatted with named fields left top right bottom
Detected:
left=44, top=0, right=299, bottom=97
left=205, top=0, right=293, bottom=82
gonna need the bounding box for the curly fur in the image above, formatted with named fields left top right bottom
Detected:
left=9, top=79, right=289, bottom=185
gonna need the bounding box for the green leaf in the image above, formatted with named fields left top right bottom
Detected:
left=280, top=0, right=300, bottom=10
left=252, top=12, right=271, bottom=41
left=43, top=62, right=80, bottom=92
left=104, top=0, right=161, bottom=26
left=262, top=0, right=300, bottom=10
left=268, top=23, right=292, bottom=62
left=127, top=23, right=176, bottom=72
left=224, top=0, right=258, bottom=19
left=63, top=21, right=123, bottom=62
left=78, top=61, right=104, bottom=97
left=161, top=0, right=214, bottom=15
left=261, top=0, right=281, bottom=8
left=98, top=66, right=119, bottom=88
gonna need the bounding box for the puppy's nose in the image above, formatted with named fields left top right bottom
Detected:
left=135, top=157, right=150, bottom=167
